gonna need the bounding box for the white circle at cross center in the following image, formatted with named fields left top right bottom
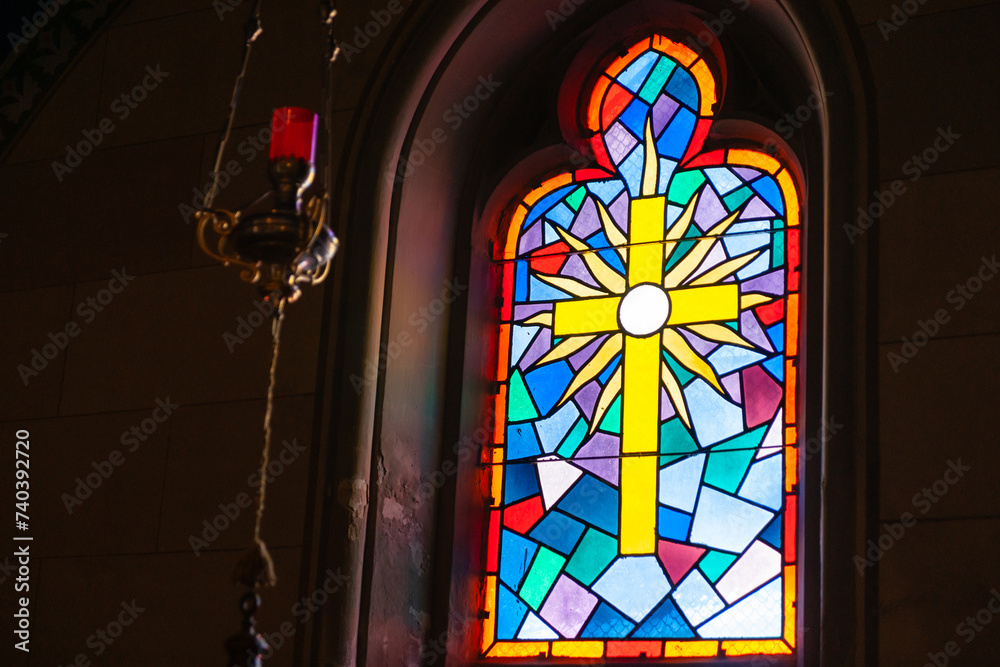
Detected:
left=618, top=284, right=671, bottom=336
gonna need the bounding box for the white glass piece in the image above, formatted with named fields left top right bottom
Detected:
left=517, top=611, right=559, bottom=640
left=618, top=284, right=671, bottom=337
left=697, top=577, right=782, bottom=638
left=715, top=541, right=782, bottom=604
left=756, top=408, right=784, bottom=458
left=537, top=455, right=583, bottom=510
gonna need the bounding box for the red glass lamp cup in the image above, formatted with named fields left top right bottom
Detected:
left=269, top=107, right=318, bottom=163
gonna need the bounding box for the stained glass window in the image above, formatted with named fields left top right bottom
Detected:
left=480, top=34, right=802, bottom=660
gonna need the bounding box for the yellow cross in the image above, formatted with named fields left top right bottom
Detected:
left=551, top=196, right=739, bottom=554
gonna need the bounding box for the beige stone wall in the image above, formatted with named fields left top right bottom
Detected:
left=0, top=0, right=996, bottom=665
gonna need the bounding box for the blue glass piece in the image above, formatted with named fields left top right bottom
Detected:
left=762, top=355, right=784, bottom=381
left=535, top=401, right=581, bottom=454
left=730, top=220, right=771, bottom=235
left=593, top=556, right=671, bottom=622
left=586, top=229, right=611, bottom=249
left=620, top=145, right=644, bottom=197
left=632, top=598, right=695, bottom=638
left=752, top=175, right=785, bottom=215
left=547, top=202, right=574, bottom=228
left=524, top=360, right=575, bottom=417
left=514, top=261, right=528, bottom=302
left=658, top=158, right=678, bottom=195
left=499, top=530, right=539, bottom=591
left=665, top=204, right=683, bottom=230
left=683, top=379, right=744, bottom=447
left=708, top=345, right=767, bottom=376
left=504, top=461, right=540, bottom=504
left=526, top=185, right=576, bottom=225
left=584, top=235, right=626, bottom=279
left=619, top=98, right=652, bottom=137
left=587, top=178, right=625, bottom=205
left=759, top=516, right=782, bottom=549
left=598, top=354, right=622, bottom=385
left=672, top=569, right=724, bottom=627
left=722, top=230, right=770, bottom=257
left=618, top=50, right=660, bottom=92
left=657, top=506, right=693, bottom=541
left=530, top=510, right=586, bottom=555
left=736, top=249, right=771, bottom=281
left=518, top=611, right=559, bottom=639
left=665, top=67, right=699, bottom=110
left=511, top=325, right=539, bottom=367
left=656, top=107, right=696, bottom=159
left=738, top=454, right=783, bottom=511
left=581, top=602, right=635, bottom=639
left=558, top=475, right=619, bottom=535
left=507, top=424, right=541, bottom=461
left=659, top=453, right=706, bottom=512
left=766, top=324, right=784, bottom=353
left=497, top=583, right=529, bottom=639
left=697, top=577, right=783, bottom=638
left=705, top=167, right=741, bottom=195
left=529, top=275, right=572, bottom=302
left=690, top=487, right=774, bottom=553
left=543, top=220, right=560, bottom=244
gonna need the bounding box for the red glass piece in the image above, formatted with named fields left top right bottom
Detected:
left=269, top=107, right=318, bottom=163
left=601, top=82, right=633, bottom=128
left=529, top=241, right=570, bottom=274
left=503, top=496, right=545, bottom=534
left=657, top=539, right=706, bottom=584
left=487, top=509, right=501, bottom=572
left=756, top=298, right=784, bottom=326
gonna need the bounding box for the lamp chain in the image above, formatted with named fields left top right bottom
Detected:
left=231, top=295, right=284, bottom=591
left=204, top=0, right=264, bottom=212
left=255, top=298, right=285, bottom=545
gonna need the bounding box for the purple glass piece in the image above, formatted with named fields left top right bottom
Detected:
left=660, top=387, right=676, bottom=421
left=608, top=192, right=629, bottom=237
left=514, top=303, right=553, bottom=322
left=519, top=327, right=552, bottom=371
left=561, top=253, right=600, bottom=287
left=605, top=122, right=638, bottom=165
left=740, top=269, right=784, bottom=296
left=721, top=372, right=742, bottom=403
left=739, top=196, right=775, bottom=220
left=539, top=575, right=599, bottom=638
left=739, top=310, right=773, bottom=352
left=679, top=328, right=718, bottom=357
left=519, top=220, right=544, bottom=255
left=694, top=184, right=727, bottom=231
left=733, top=166, right=762, bottom=182
left=652, top=95, right=680, bottom=136
left=742, top=364, right=782, bottom=428
left=573, top=432, right=620, bottom=486
left=571, top=197, right=601, bottom=238
left=573, top=379, right=602, bottom=420
left=568, top=335, right=608, bottom=371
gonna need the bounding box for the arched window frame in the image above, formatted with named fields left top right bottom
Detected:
left=312, top=1, right=877, bottom=665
